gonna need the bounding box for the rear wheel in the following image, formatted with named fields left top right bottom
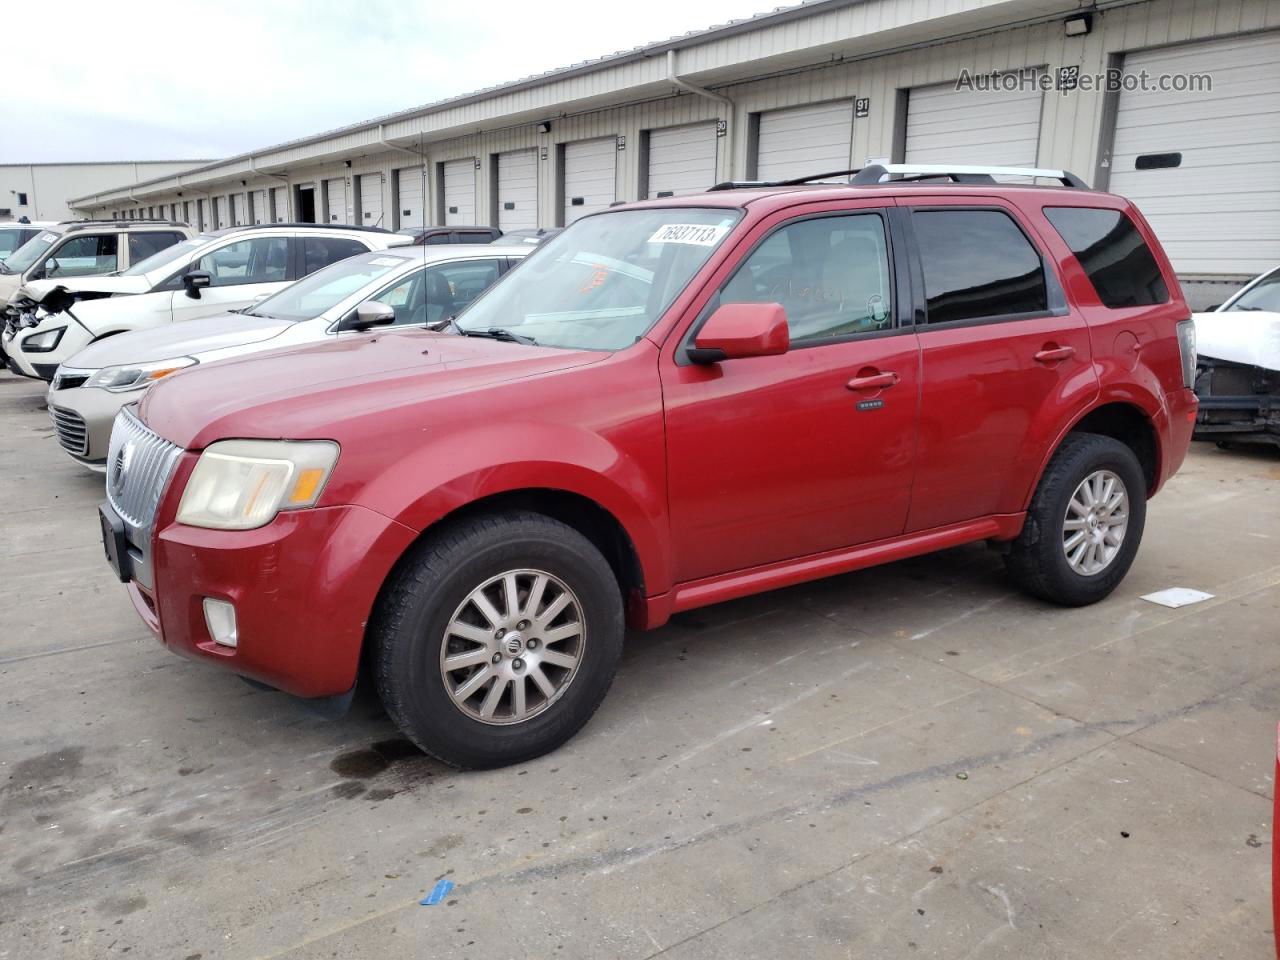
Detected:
left=371, top=512, right=624, bottom=769
left=1004, top=433, right=1147, bottom=606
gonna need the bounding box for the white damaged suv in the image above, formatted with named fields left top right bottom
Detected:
left=4, top=224, right=410, bottom=380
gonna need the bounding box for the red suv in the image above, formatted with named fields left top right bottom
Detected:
left=100, top=164, right=1198, bottom=768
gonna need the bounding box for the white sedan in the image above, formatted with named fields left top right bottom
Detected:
left=45, top=244, right=529, bottom=470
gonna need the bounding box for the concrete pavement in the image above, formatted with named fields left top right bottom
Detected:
left=1, top=372, right=1276, bottom=959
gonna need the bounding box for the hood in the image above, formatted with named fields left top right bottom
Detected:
left=37, top=289, right=163, bottom=337
left=1193, top=310, right=1280, bottom=372
left=139, top=328, right=604, bottom=449
left=22, top=275, right=152, bottom=304
left=64, top=312, right=292, bottom=370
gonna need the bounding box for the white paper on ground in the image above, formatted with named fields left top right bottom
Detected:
left=1140, top=587, right=1215, bottom=608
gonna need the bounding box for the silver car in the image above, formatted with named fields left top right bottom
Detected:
left=47, top=244, right=529, bottom=470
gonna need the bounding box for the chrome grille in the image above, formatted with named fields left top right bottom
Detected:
left=107, top=406, right=183, bottom=531
left=52, top=368, right=91, bottom=391
left=49, top=406, right=89, bottom=455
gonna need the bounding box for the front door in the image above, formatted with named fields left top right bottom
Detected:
left=662, top=205, right=921, bottom=583
left=171, top=235, right=292, bottom=324
left=900, top=199, right=1097, bottom=531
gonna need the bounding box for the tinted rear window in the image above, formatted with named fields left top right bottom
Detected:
left=912, top=209, right=1048, bottom=324
left=1043, top=207, right=1168, bottom=308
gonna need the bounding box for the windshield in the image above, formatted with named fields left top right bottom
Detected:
left=2, top=229, right=62, bottom=274
left=1226, top=268, right=1280, bottom=313
left=455, top=208, right=741, bottom=350
left=120, top=234, right=211, bottom=277
left=247, top=251, right=409, bottom=322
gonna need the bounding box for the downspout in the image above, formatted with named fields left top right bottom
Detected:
left=379, top=124, right=428, bottom=230
left=667, top=49, right=735, bottom=177
left=251, top=157, right=292, bottom=221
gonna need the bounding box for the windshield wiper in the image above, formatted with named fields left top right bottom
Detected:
left=459, top=326, right=538, bottom=345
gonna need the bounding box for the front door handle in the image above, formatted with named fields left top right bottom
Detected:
left=846, top=371, right=899, bottom=391
left=1034, top=345, right=1076, bottom=364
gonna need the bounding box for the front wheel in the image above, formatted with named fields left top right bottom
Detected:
left=1004, top=432, right=1147, bottom=606
left=371, top=512, right=624, bottom=769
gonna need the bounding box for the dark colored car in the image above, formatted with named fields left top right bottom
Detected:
left=397, top=226, right=502, bottom=246
left=101, top=164, right=1198, bottom=769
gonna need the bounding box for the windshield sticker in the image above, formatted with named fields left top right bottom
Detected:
left=41, top=233, right=58, bottom=243
left=647, top=224, right=731, bottom=246
left=369, top=256, right=403, bottom=267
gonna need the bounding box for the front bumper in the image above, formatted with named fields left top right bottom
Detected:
left=118, top=497, right=418, bottom=698
left=1193, top=357, right=1280, bottom=445
left=45, top=380, right=132, bottom=468
left=7, top=315, right=91, bottom=379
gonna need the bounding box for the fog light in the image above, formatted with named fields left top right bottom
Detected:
left=203, top=598, right=238, bottom=648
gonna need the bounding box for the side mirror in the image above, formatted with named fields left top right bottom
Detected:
left=43, top=258, right=60, bottom=278
left=183, top=270, right=212, bottom=298
left=337, top=300, right=396, bottom=332
left=688, top=302, right=789, bottom=364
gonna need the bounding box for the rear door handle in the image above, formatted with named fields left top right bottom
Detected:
left=846, top=372, right=899, bottom=391
left=1034, top=346, right=1076, bottom=364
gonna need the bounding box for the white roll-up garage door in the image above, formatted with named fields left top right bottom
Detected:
left=233, top=193, right=248, bottom=226
left=396, top=167, right=424, bottom=229
left=251, top=190, right=267, bottom=225
left=359, top=173, right=384, bottom=228
left=271, top=187, right=288, bottom=222
left=1109, top=32, right=1280, bottom=276
left=904, top=70, right=1043, bottom=166
left=647, top=122, right=718, bottom=198
left=756, top=102, right=853, bottom=181
left=215, top=197, right=229, bottom=229
left=563, top=137, right=617, bottom=224
left=443, top=159, right=476, bottom=225
left=325, top=178, right=347, bottom=224
left=497, top=149, right=538, bottom=232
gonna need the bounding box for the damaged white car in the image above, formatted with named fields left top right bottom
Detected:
left=1193, top=265, right=1280, bottom=448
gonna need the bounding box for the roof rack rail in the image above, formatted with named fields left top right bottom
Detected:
left=852, top=164, right=1089, bottom=187
left=707, top=164, right=1089, bottom=191
left=211, top=222, right=393, bottom=234
left=61, top=218, right=189, bottom=229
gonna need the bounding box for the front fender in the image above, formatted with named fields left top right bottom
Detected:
left=353, top=419, right=672, bottom=596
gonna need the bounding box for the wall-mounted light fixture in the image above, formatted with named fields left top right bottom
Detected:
left=1064, top=14, right=1092, bottom=36
left=344, top=159, right=353, bottom=168
left=537, top=120, right=552, bottom=134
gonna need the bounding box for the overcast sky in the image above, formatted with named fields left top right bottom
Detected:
left=1, top=0, right=764, bottom=164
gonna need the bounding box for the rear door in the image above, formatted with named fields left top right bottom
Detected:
left=900, top=198, right=1097, bottom=531
left=662, top=200, right=920, bottom=582
left=171, top=234, right=293, bottom=323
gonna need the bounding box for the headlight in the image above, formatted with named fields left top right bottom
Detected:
left=21, top=325, right=65, bottom=353
left=85, top=357, right=197, bottom=393
left=176, top=439, right=340, bottom=530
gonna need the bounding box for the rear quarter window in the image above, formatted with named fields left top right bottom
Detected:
left=1043, top=206, right=1169, bottom=308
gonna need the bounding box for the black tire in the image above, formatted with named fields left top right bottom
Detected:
left=1004, top=433, right=1147, bottom=606
left=371, top=511, right=624, bottom=769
